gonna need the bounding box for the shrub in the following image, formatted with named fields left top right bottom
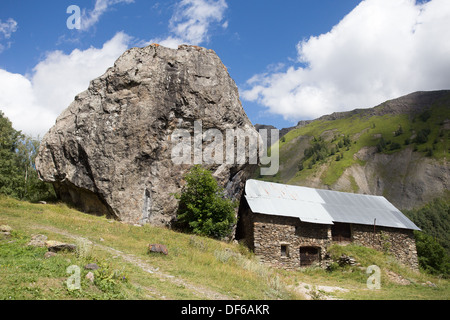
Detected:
left=389, top=142, right=401, bottom=151
left=419, top=109, right=431, bottom=122
left=394, top=125, right=404, bottom=137
left=414, top=231, right=450, bottom=277
left=174, top=165, right=237, bottom=239
left=414, top=128, right=431, bottom=144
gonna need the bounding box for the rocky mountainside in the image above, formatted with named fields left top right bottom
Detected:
left=257, top=90, right=450, bottom=211
left=36, top=44, right=259, bottom=225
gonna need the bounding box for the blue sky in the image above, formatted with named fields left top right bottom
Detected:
left=1, top=0, right=449, bottom=137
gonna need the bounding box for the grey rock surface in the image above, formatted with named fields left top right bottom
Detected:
left=36, top=44, right=259, bottom=226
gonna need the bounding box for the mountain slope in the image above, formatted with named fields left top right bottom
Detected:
left=256, top=90, right=450, bottom=211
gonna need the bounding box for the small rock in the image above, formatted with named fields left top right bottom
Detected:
left=86, top=272, right=95, bottom=283
left=0, top=225, right=12, bottom=233
left=44, top=251, right=57, bottom=259
left=338, top=254, right=357, bottom=266
left=148, top=243, right=169, bottom=255
left=45, top=240, right=77, bottom=253
left=424, top=281, right=437, bottom=288
left=1, top=225, right=12, bottom=239
left=84, top=263, right=99, bottom=270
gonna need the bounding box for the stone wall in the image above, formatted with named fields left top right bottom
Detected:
left=352, top=224, right=419, bottom=270
left=241, top=212, right=419, bottom=271
left=252, top=214, right=332, bottom=270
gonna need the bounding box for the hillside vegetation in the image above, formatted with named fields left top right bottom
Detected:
left=1, top=196, right=449, bottom=300
left=258, top=92, right=449, bottom=194
left=256, top=91, right=449, bottom=235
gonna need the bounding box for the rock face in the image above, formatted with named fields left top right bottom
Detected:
left=335, top=146, right=449, bottom=210
left=36, top=44, right=259, bottom=226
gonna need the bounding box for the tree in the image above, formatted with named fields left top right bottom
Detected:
left=0, top=111, right=23, bottom=197
left=16, top=135, right=56, bottom=202
left=414, top=231, right=450, bottom=277
left=0, top=111, right=55, bottom=201
left=174, top=165, right=237, bottom=239
left=394, top=125, right=403, bottom=137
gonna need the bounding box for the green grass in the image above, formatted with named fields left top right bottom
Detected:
left=1, top=196, right=449, bottom=300
left=0, top=195, right=298, bottom=300
left=289, top=244, right=449, bottom=300
left=0, top=230, right=141, bottom=300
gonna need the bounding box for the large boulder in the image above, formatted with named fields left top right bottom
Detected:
left=36, top=44, right=259, bottom=226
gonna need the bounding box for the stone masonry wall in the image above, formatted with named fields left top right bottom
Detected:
left=352, top=224, right=419, bottom=270
left=252, top=214, right=332, bottom=269
left=249, top=213, right=419, bottom=271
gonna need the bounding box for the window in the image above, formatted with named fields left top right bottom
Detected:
left=300, top=246, right=320, bottom=267
left=280, top=243, right=289, bottom=257
left=332, top=223, right=352, bottom=242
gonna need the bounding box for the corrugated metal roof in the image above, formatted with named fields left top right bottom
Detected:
left=245, top=179, right=420, bottom=231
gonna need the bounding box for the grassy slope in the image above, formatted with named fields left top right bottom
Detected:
left=1, top=196, right=449, bottom=300
left=260, top=104, right=448, bottom=188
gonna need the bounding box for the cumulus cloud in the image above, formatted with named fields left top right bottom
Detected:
left=241, top=0, right=450, bottom=121
left=0, top=32, right=131, bottom=137
left=150, top=0, right=228, bottom=48
left=0, top=0, right=228, bottom=136
left=81, top=0, right=135, bottom=31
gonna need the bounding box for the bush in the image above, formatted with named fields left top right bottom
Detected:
left=404, top=198, right=450, bottom=255
left=174, top=165, right=237, bottom=239
left=389, top=142, right=401, bottom=151
left=415, top=231, right=450, bottom=277
left=405, top=198, right=450, bottom=277
left=419, top=109, right=431, bottom=122
left=413, top=128, right=431, bottom=144
left=394, top=125, right=404, bottom=137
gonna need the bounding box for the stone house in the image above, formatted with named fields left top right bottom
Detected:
left=236, top=180, right=420, bottom=270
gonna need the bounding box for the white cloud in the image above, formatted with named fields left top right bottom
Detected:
left=0, top=0, right=229, bottom=137
left=241, top=0, right=450, bottom=121
left=150, top=0, right=228, bottom=48
left=81, top=0, right=135, bottom=31
left=0, top=32, right=131, bottom=137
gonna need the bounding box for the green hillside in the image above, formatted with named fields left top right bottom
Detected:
left=256, top=91, right=449, bottom=209
left=260, top=94, right=449, bottom=186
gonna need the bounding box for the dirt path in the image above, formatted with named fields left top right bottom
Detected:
left=288, top=282, right=349, bottom=300
left=31, top=224, right=233, bottom=300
